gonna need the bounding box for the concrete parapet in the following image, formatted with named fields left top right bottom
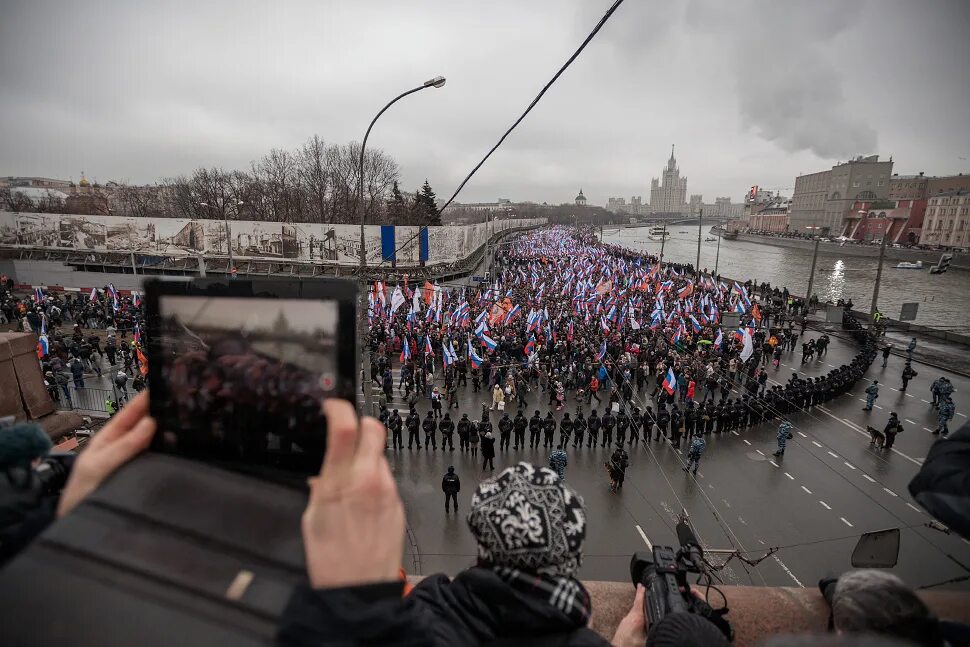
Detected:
left=408, top=577, right=970, bottom=645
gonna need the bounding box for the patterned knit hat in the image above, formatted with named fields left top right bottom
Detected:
left=466, top=462, right=586, bottom=577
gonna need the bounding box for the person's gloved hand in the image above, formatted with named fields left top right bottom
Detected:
left=302, top=399, right=405, bottom=589
left=57, top=391, right=156, bottom=518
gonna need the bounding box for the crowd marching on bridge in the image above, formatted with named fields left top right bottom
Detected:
left=361, top=226, right=957, bottom=494
left=0, top=224, right=959, bottom=494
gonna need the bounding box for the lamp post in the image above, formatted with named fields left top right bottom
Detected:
left=357, top=76, right=446, bottom=416
left=869, top=215, right=889, bottom=329
left=695, top=208, right=703, bottom=276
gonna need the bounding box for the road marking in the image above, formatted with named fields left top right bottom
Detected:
left=906, top=502, right=922, bottom=513
left=772, top=554, right=805, bottom=588
left=816, top=406, right=924, bottom=466
left=857, top=398, right=867, bottom=402
left=862, top=474, right=876, bottom=483
left=827, top=451, right=839, bottom=458
left=769, top=460, right=779, bottom=467
left=812, top=441, right=822, bottom=448
left=874, top=405, right=884, bottom=410
left=635, top=525, right=652, bottom=549
left=958, top=412, right=967, bottom=418
left=756, top=449, right=765, bottom=455
left=731, top=430, right=740, bottom=436
left=784, top=472, right=795, bottom=480
left=921, top=399, right=930, bottom=403
left=906, top=393, right=914, bottom=398
left=819, top=501, right=831, bottom=510
left=883, top=488, right=898, bottom=497
left=801, top=485, right=812, bottom=494
left=743, top=439, right=751, bottom=445
left=797, top=431, right=807, bottom=438
left=844, top=462, right=856, bottom=470
left=840, top=517, right=854, bottom=528
left=923, top=427, right=934, bottom=433
left=738, top=516, right=747, bottom=525
left=905, top=419, right=917, bottom=425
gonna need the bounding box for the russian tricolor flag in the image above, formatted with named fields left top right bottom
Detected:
left=467, top=340, right=483, bottom=368
left=523, top=336, right=536, bottom=356
left=662, top=367, right=677, bottom=395
left=400, top=337, right=411, bottom=363
left=506, top=304, right=521, bottom=324
left=480, top=333, right=498, bottom=352
left=596, top=340, right=607, bottom=362
left=33, top=287, right=44, bottom=302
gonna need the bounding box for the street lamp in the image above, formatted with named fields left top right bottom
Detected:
left=357, top=76, right=446, bottom=415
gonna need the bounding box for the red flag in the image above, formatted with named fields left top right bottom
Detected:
left=423, top=281, right=434, bottom=305
left=751, top=303, right=762, bottom=322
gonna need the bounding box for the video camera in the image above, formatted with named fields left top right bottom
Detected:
left=630, top=519, right=734, bottom=642
left=33, top=451, right=76, bottom=496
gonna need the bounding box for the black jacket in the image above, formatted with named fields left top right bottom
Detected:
left=277, top=567, right=608, bottom=646
left=442, top=472, right=461, bottom=495
left=0, top=468, right=57, bottom=567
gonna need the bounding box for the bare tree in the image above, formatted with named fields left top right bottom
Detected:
left=147, top=136, right=402, bottom=224
left=298, top=135, right=329, bottom=223
left=2, top=188, right=37, bottom=213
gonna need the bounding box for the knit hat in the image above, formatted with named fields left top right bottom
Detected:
left=0, top=423, right=52, bottom=469
left=466, top=462, right=586, bottom=577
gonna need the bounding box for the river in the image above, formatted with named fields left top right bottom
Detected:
left=601, top=225, right=970, bottom=332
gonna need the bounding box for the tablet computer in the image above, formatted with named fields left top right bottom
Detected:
left=143, top=278, right=357, bottom=485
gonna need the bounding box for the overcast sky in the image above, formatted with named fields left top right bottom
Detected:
left=2, top=0, right=968, bottom=206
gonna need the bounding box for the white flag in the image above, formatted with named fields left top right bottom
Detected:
left=740, top=328, right=754, bottom=362
left=411, top=289, right=421, bottom=314
left=390, top=286, right=406, bottom=314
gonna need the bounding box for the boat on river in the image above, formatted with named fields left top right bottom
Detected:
left=647, top=225, right=670, bottom=241
left=894, top=261, right=923, bottom=270
left=704, top=236, right=717, bottom=242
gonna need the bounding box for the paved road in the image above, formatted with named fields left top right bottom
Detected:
left=372, top=325, right=969, bottom=590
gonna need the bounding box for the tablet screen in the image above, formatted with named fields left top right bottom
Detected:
left=151, top=293, right=339, bottom=476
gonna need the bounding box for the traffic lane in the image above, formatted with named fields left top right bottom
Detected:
left=686, top=427, right=862, bottom=588
left=733, top=406, right=970, bottom=589
left=757, top=365, right=931, bottom=503
left=704, top=418, right=970, bottom=590
left=619, top=435, right=793, bottom=587
left=564, top=447, right=660, bottom=583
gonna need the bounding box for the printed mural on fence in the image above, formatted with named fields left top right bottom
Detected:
left=0, top=212, right=543, bottom=266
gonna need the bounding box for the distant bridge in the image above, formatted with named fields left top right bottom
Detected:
left=599, top=215, right=728, bottom=235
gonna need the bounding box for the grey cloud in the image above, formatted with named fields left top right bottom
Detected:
left=1, top=0, right=968, bottom=204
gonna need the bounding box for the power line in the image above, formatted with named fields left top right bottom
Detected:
left=376, top=0, right=628, bottom=268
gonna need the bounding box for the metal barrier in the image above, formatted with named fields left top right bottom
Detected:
left=52, top=386, right=117, bottom=414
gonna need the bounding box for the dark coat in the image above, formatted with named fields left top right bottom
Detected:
left=277, top=567, right=608, bottom=646
left=481, top=435, right=496, bottom=459
left=0, top=468, right=56, bottom=567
